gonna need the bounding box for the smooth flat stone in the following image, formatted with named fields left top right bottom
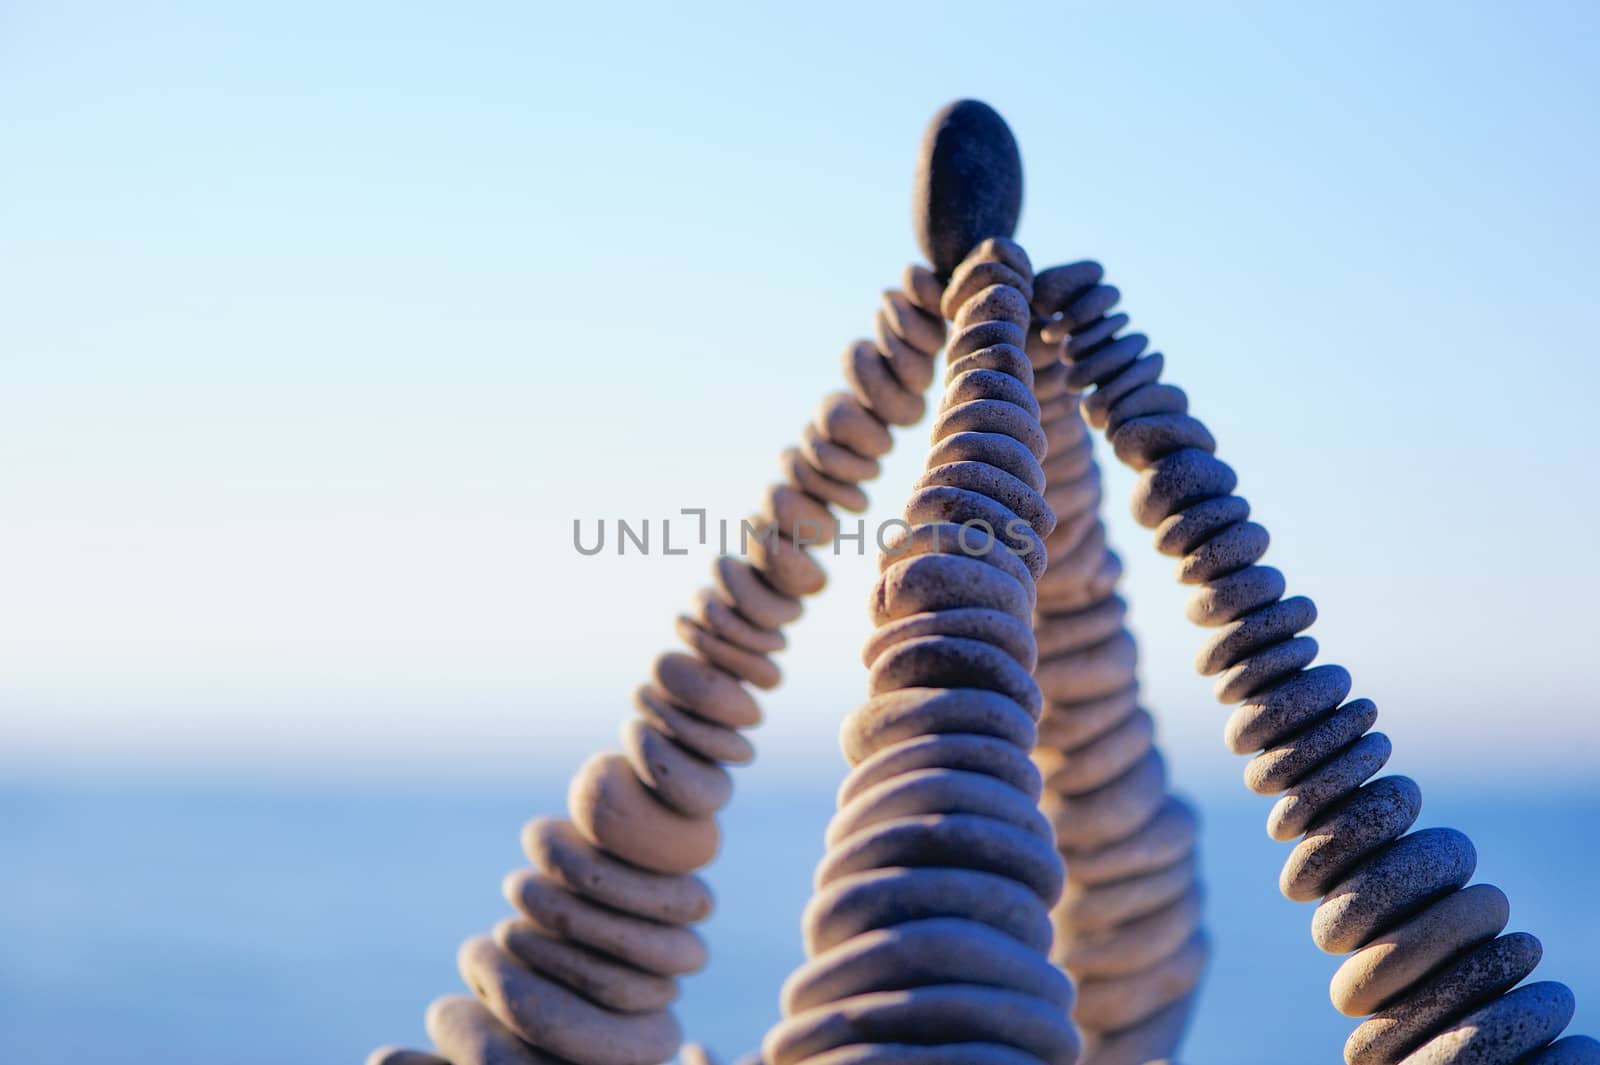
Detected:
left=842, top=339, right=925, bottom=427
left=930, top=399, right=1049, bottom=461
left=869, top=635, right=1041, bottom=717
left=1267, top=730, right=1393, bottom=841
left=942, top=259, right=1034, bottom=319
left=674, top=614, right=781, bottom=691
left=874, top=552, right=1033, bottom=627
left=952, top=285, right=1033, bottom=336
left=840, top=687, right=1037, bottom=765
left=827, top=767, right=1051, bottom=848
left=457, top=936, right=681, bottom=1065
left=761, top=483, right=836, bottom=550
left=1214, top=636, right=1320, bottom=704
left=1106, top=382, right=1189, bottom=435
left=899, top=485, right=1049, bottom=580
left=635, top=684, right=755, bottom=765
left=496, top=917, right=680, bottom=1013
left=1154, top=495, right=1250, bottom=558
left=1245, top=698, right=1379, bottom=795
left=1037, top=631, right=1138, bottom=704
left=502, top=868, right=707, bottom=976
left=1279, top=775, right=1421, bottom=901
left=1034, top=595, right=1127, bottom=659
left=1033, top=261, right=1105, bottom=315
left=747, top=522, right=828, bottom=598
left=1225, top=664, right=1352, bottom=754
left=521, top=816, right=712, bottom=925
left=1036, top=686, right=1139, bottom=751
left=1073, top=931, right=1207, bottom=1032
left=1062, top=797, right=1198, bottom=886
left=621, top=718, right=733, bottom=819
left=839, top=732, right=1043, bottom=806
left=1110, top=412, right=1216, bottom=471
left=925, top=429, right=1045, bottom=493
left=803, top=866, right=1053, bottom=957
left=1313, top=828, right=1477, bottom=953
left=569, top=753, right=720, bottom=875
left=1044, top=748, right=1166, bottom=852
left=815, top=391, right=894, bottom=460
left=1055, top=853, right=1198, bottom=936
left=1056, top=887, right=1204, bottom=980
left=1194, top=596, right=1317, bottom=676
left=1176, top=519, right=1271, bottom=586
left=712, top=556, right=802, bottom=630
left=652, top=652, right=760, bottom=729
left=425, top=994, right=561, bottom=1065
left=1038, top=707, right=1153, bottom=797
left=1331, top=884, right=1509, bottom=1017
left=913, top=99, right=1024, bottom=277
left=902, top=262, right=947, bottom=316
left=1076, top=991, right=1194, bottom=1065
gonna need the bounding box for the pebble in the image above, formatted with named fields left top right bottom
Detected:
left=1103, top=382, right=1188, bottom=435
left=1224, top=663, right=1352, bottom=754
left=816, top=812, right=1066, bottom=907
left=1036, top=685, right=1140, bottom=750
left=1079, top=993, right=1195, bottom=1065
left=1056, top=854, right=1198, bottom=935
left=495, top=918, right=680, bottom=1013
left=1084, top=352, right=1163, bottom=428
left=874, top=552, right=1033, bottom=626
left=1330, top=883, right=1509, bottom=1017
left=424, top=994, right=558, bottom=1065
left=949, top=319, right=1028, bottom=362
left=1245, top=698, right=1379, bottom=795
left=826, top=768, right=1052, bottom=848
left=1057, top=887, right=1204, bottom=980
left=1032, top=261, right=1105, bottom=314
left=926, top=429, right=1045, bottom=492
left=877, top=521, right=1037, bottom=600
left=931, top=398, right=1049, bottom=461
left=746, top=522, right=828, bottom=599
left=1132, top=448, right=1238, bottom=528
left=944, top=344, right=1035, bottom=389
left=902, top=263, right=946, bottom=317
left=1153, top=495, right=1250, bottom=557
left=1267, top=730, right=1392, bottom=840
left=875, top=312, right=937, bottom=395
left=802, top=865, right=1053, bottom=957
left=1400, top=981, right=1575, bottom=1065
left=802, top=422, right=880, bottom=484
left=912, top=99, right=1024, bottom=276
left=366, top=1048, right=451, bottom=1065
left=1110, top=412, right=1216, bottom=471
left=1186, top=565, right=1286, bottom=626
left=1527, top=1036, right=1600, bottom=1064
left=861, top=607, right=1037, bottom=672
left=674, top=615, right=781, bottom=691
left=953, top=284, right=1033, bottom=336
left=1065, top=332, right=1148, bottom=393
left=901, top=486, right=1048, bottom=580
left=1174, top=517, right=1271, bottom=584
left=712, top=556, right=803, bottom=631
left=915, top=459, right=1053, bottom=538
left=1036, top=630, right=1138, bottom=704
left=653, top=652, right=761, bottom=729
left=1037, top=707, right=1154, bottom=796
left=1279, top=775, right=1421, bottom=901
left=1073, top=931, right=1207, bottom=1032
left=839, top=733, right=1043, bottom=805
left=621, top=718, right=734, bottom=818
left=1312, top=828, right=1477, bottom=953
left=520, top=816, right=713, bottom=925
left=1061, top=796, right=1199, bottom=886
left=1035, top=594, right=1127, bottom=658
left=568, top=753, right=720, bottom=875
left=1044, top=748, right=1167, bottom=851
left=945, top=366, right=1041, bottom=418
left=781, top=917, right=1074, bottom=1016
left=457, top=936, right=682, bottom=1065
left=839, top=687, right=1038, bottom=765
left=942, top=258, right=1034, bottom=318
left=880, top=289, right=948, bottom=356
left=634, top=684, right=754, bottom=766
left=868, top=634, right=1041, bottom=716
left=502, top=869, right=708, bottom=976
left=1214, top=636, right=1320, bottom=704
left=784, top=444, right=870, bottom=514
left=1194, top=596, right=1317, bottom=676
left=844, top=338, right=927, bottom=427
left=692, top=585, right=787, bottom=653
left=815, top=391, right=893, bottom=460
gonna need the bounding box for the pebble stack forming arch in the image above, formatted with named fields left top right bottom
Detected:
left=1037, top=267, right=1600, bottom=1064
left=365, top=267, right=954, bottom=1063
left=762, top=232, right=1083, bottom=1065
left=1017, top=270, right=1206, bottom=1065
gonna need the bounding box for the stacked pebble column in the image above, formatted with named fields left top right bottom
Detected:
left=761, top=237, right=1082, bottom=1065
left=1016, top=264, right=1208, bottom=1065
left=1032, top=263, right=1598, bottom=1065
left=364, top=263, right=952, bottom=1065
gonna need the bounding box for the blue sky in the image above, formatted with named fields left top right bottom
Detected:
left=2, top=1, right=1597, bottom=791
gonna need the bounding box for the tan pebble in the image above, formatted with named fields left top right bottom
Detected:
left=874, top=310, right=937, bottom=394
left=634, top=685, right=754, bottom=766
left=876, top=522, right=1037, bottom=602
left=1034, top=595, right=1127, bottom=659
left=521, top=816, right=712, bottom=925
left=944, top=343, right=1034, bottom=388
left=1038, top=708, right=1154, bottom=796
left=954, top=283, right=1032, bottom=334
left=826, top=767, right=1053, bottom=847
left=1057, top=887, right=1204, bottom=980
left=502, top=869, right=707, bottom=976
left=1036, top=631, right=1137, bottom=703
left=1073, top=931, right=1207, bottom=1031
left=568, top=753, right=720, bottom=875
left=457, top=936, right=681, bottom=1065
left=495, top=917, right=679, bottom=1013
left=902, top=264, right=945, bottom=316
left=874, top=552, right=1033, bottom=627
left=673, top=614, right=780, bottom=690
left=1037, top=551, right=1122, bottom=613
left=783, top=446, right=869, bottom=514
left=860, top=607, right=1037, bottom=672
left=1056, top=854, right=1198, bottom=935
left=691, top=586, right=786, bottom=654
left=839, top=731, right=1043, bottom=805
left=1279, top=775, right=1420, bottom=901
left=1330, top=883, right=1509, bottom=1016
left=815, top=391, right=893, bottom=460
left=1063, top=797, right=1198, bottom=886
left=622, top=718, right=734, bottom=818
left=712, top=556, right=802, bottom=630
left=942, top=257, right=1034, bottom=319
left=424, top=994, right=560, bottom=1065
left=653, top=652, right=761, bottom=728
left=1044, top=464, right=1104, bottom=523
left=842, top=339, right=925, bottom=427
left=746, top=522, right=828, bottom=599
left=1044, top=748, right=1167, bottom=850
left=802, top=421, right=880, bottom=483
left=840, top=687, right=1038, bottom=765
left=1033, top=360, right=1071, bottom=403
left=760, top=484, right=835, bottom=549
left=925, top=430, right=1045, bottom=493
left=867, top=634, right=1041, bottom=717
left=880, top=289, right=948, bottom=354
left=929, top=398, right=1049, bottom=460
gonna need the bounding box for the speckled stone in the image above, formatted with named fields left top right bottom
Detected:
left=949, top=319, right=1028, bottom=362
left=781, top=917, right=1074, bottom=1016
left=901, top=487, right=1049, bottom=580
left=1063, top=310, right=1126, bottom=358
left=521, top=816, right=713, bottom=925
left=802, top=866, right=1054, bottom=957
left=1154, top=495, right=1251, bottom=558
left=842, top=339, right=926, bottom=428
left=945, top=345, right=1035, bottom=391
left=1214, top=636, right=1320, bottom=704
left=912, top=100, right=1023, bottom=277
left=1267, top=731, right=1392, bottom=841
left=915, top=458, right=1052, bottom=538
left=1224, top=663, right=1353, bottom=754
left=953, top=285, right=1034, bottom=336
left=945, top=366, right=1041, bottom=418
left=457, top=936, right=681, bottom=1065
left=1073, top=931, right=1207, bottom=1032
left=1083, top=352, right=1163, bottom=429
left=874, top=552, right=1033, bottom=626
left=827, top=768, right=1052, bottom=849
left=839, top=733, right=1042, bottom=805
left=1312, top=828, right=1477, bottom=953
left=1400, top=981, right=1575, bottom=1065
left=1065, top=332, right=1148, bottom=394
left=942, top=259, right=1034, bottom=319
left=877, top=522, right=1038, bottom=603
left=926, top=429, right=1045, bottom=492
left=802, top=421, right=880, bottom=484
left=502, top=868, right=707, bottom=976
left=1110, top=412, right=1217, bottom=471
left=569, top=753, right=720, bottom=875
left=1106, top=383, right=1189, bottom=434
left=1279, top=775, right=1421, bottom=902
left=784, top=444, right=870, bottom=514
left=931, top=399, right=1050, bottom=461
left=1345, top=933, right=1544, bottom=1065
left=1194, top=595, right=1317, bottom=675
left=1037, top=629, right=1137, bottom=705
left=861, top=607, right=1037, bottom=672
left=1033, top=261, right=1104, bottom=314
left=424, top=994, right=557, bottom=1065
left=1244, top=698, right=1379, bottom=795
left=1186, top=565, right=1286, bottom=626
left=622, top=718, right=734, bottom=818
left=495, top=917, right=679, bottom=1013
left=868, top=634, right=1042, bottom=716
left=1331, top=883, right=1509, bottom=1017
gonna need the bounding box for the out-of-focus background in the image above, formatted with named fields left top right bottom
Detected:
left=3, top=3, right=1597, bottom=1062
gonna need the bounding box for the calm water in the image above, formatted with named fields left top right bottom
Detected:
left=2, top=777, right=1596, bottom=1064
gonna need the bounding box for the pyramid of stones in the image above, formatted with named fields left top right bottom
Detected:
left=1044, top=265, right=1598, bottom=1065
left=762, top=227, right=1082, bottom=1063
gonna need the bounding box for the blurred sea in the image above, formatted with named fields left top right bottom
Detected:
left=2, top=776, right=1596, bottom=1065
